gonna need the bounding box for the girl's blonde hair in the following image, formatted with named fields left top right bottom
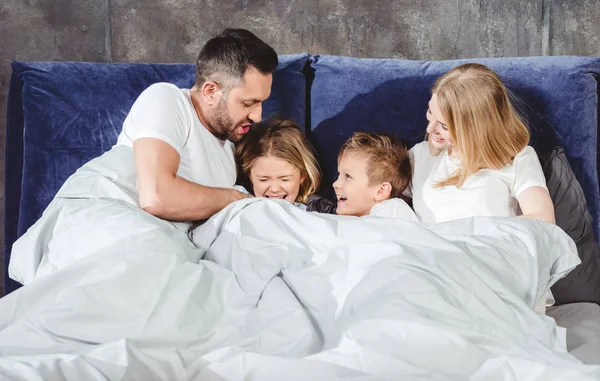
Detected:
left=430, top=63, right=529, bottom=188
left=235, top=117, right=321, bottom=204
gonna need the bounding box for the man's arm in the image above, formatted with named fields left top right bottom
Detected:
left=134, top=137, right=250, bottom=221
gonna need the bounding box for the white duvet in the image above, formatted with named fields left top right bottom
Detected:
left=1, top=196, right=599, bottom=381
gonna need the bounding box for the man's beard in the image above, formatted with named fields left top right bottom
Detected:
left=209, top=99, right=238, bottom=142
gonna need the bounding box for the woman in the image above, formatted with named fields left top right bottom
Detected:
left=408, top=63, right=555, bottom=225
left=407, top=63, right=555, bottom=313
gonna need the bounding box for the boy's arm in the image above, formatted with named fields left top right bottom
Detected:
left=135, top=137, right=251, bottom=221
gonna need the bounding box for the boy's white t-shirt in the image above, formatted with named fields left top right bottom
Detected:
left=116, top=82, right=236, bottom=189
left=370, top=198, right=419, bottom=221
left=408, top=141, right=547, bottom=224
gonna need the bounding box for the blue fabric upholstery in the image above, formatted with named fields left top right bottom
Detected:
left=309, top=55, right=600, bottom=240
left=5, top=53, right=600, bottom=299
left=4, top=54, right=309, bottom=294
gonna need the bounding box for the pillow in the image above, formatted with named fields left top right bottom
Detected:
left=306, top=194, right=337, bottom=214
left=540, top=146, right=600, bottom=305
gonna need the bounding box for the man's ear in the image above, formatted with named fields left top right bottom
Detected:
left=374, top=182, right=392, bottom=202
left=199, top=81, right=222, bottom=106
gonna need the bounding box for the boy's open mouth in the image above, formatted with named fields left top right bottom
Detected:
left=336, top=195, right=347, bottom=204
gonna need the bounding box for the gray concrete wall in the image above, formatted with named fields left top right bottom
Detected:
left=1, top=0, right=599, bottom=295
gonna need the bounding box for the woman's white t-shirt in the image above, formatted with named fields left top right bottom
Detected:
left=408, top=141, right=547, bottom=224
left=408, top=141, right=553, bottom=313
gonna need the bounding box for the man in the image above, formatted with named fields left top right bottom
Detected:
left=123, top=28, right=278, bottom=220
left=9, top=28, right=278, bottom=285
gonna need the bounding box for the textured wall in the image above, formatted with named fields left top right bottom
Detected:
left=549, top=0, right=600, bottom=55
left=1, top=0, right=600, bottom=295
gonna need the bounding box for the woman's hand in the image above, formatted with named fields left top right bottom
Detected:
left=517, top=186, right=556, bottom=224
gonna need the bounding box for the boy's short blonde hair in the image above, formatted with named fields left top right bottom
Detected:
left=338, top=132, right=411, bottom=198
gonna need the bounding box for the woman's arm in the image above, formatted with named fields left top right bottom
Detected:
left=517, top=186, right=555, bottom=224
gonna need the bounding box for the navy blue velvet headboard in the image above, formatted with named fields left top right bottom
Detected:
left=4, top=54, right=600, bottom=296
left=4, top=54, right=310, bottom=295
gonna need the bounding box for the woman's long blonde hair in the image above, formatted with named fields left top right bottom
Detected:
left=430, top=63, right=529, bottom=188
left=235, top=117, right=321, bottom=204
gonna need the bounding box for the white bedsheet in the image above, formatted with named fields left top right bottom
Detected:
left=1, top=197, right=598, bottom=381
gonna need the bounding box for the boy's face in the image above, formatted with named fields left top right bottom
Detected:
left=333, top=153, right=381, bottom=217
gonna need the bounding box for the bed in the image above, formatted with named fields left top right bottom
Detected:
left=2, top=54, right=600, bottom=379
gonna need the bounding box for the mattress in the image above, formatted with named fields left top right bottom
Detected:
left=548, top=302, right=600, bottom=365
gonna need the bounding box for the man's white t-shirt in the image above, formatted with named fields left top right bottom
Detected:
left=116, top=82, right=236, bottom=189
left=408, top=141, right=547, bottom=224
left=55, top=82, right=236, bottom=206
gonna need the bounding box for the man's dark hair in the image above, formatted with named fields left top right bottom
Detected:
left=195, top=28, right=278, bottom=89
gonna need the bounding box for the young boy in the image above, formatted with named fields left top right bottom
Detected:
left=308, top=132, right=417, bottom=221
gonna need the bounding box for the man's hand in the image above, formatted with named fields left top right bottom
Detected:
left=231, top=189, right=254, bottom=202
left=134, top=137, right=248, bottom=221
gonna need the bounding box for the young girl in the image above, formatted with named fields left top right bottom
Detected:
left=235, top=117, right=321, bottom=210
left=406, top=63, right=555, bottom=313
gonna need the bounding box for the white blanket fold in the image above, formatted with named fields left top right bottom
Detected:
left=1, top=197, right=597, bottom=381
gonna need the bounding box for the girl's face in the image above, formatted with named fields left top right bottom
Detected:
left=426, top=93, right=453, bottom=150
left=250, top=155, right=304, bottom=203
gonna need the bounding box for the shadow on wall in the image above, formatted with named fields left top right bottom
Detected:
left=307, top=77, right=562, bottom=202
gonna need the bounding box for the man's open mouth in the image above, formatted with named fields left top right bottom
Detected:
left=239, top=124, right=251, bottom=134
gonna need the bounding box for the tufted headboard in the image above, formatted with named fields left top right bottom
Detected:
left=4, top=54, right=600, bottom=295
